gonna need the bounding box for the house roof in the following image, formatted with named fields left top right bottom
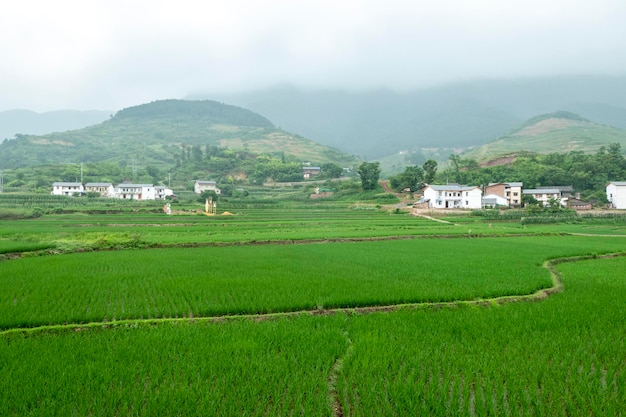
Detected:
left=537, top=185, right=573, bottom=192
left=488, top=182, right=523, bottom=187
left=426, top=184, right=480, bottom=192
left=524, top=188, right=560, bottom=194
left=116, top=183, right=153, bottom=188
left=85, top=182, right=113, bottom=187
left=195, top=180, right=216, bottom=184
left=52, top=182, right=83, bottom=186
left=568, top=198, right=591, bottom=206
left=607, top=181, right=626, bottom=187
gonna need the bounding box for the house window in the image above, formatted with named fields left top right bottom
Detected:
left=513, top=192, right=518, bottom=196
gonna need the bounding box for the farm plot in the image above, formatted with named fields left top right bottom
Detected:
left=0, top=208, right=532, bottom=250
left=1, top=235, right=625, bottom=330
left=1, top=246, right=624, bottom=416
left=0, top=315, right=348, bottom=417
left=338, top=255, right=626, bottom=417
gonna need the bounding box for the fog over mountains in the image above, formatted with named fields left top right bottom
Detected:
left=0, top=109, right=111, bottom=143
left=189, top=75, right=626, bottom=159
left=1, top=75, right=625, bottom=163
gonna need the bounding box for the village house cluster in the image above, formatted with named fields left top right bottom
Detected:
left=420, top=181, right=626, bottom=210
left=51, top=180, right=221, bottom=200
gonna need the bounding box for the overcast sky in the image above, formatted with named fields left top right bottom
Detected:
left=2, top=0, right=626, bottom=112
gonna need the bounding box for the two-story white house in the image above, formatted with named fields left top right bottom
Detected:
left=523, top=188, right=568, bottom=207
left=84, top=182, right=115, bottom=197
left=194, top=180, right=221, bottom=195
left=606, top=182, right=626, bottom=209
left=51, top=182, right=84, bottom=196
left=155, top=186, right=174, bottom=200
left=115, top=183, right=155, bottom=200
left=422, top=184, right=483, bottom=209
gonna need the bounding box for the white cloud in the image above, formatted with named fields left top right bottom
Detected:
left=1, top=0, right=625, bottom=110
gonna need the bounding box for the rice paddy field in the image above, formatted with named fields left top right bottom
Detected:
left=0, top=201, right=625, bottom=416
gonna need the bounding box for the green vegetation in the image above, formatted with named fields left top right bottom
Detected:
left=439, top=143, right=626, bottom=201
left=1, top=316, right=347, bottom=416
left=340, top=256, right=626, bottom=415
left=464, top=112, right=626, bottom=162
left=357, top=161, right=381, bottom=190
left=0, top=100, right=359, bottom=183
left=0, top=202, right=625, bottom=415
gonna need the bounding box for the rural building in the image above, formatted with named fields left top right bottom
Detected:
left=422, top=184, right=482, bottom=209
left=485, top=182, right=523, bottom=207
left=51, top=182, right=84, bottom=196
left=482, top=193, right=510, bottom=209
left=606, top=182, right=626, bottom=209
left=194, top=180, right=221, bottom=195
left=567, top=198, right=592, bottom=210
left=155, top=186, right=175, bottom=200
left=523, top=188, right=568, bottom=207
left=115, top=183, right=155, bottom=200
left=52, top=182, right=173, bottom=200
left=84, top=182, right=115, bottom=197
left=302, top=166, right=321, bottom=180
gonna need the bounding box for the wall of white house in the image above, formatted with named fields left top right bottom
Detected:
left=607, top=184, right=626, bottom=209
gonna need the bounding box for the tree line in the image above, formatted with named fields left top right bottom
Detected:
left=386, top=144, right=625, bottom=202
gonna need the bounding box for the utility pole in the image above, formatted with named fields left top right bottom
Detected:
left=0, top=171, right=3, bottom=193
left=80, top=162, right=83, bottom=183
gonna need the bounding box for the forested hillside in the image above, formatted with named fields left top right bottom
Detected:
left=190, top=75, right=626, bottom=159
left=0, top=99, right=357, bottom=171
left=463, top=111, right=626, bottom=162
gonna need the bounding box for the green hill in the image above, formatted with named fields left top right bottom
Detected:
left=463, top=111, right=626, bottom=163
left=0, top=99, right=358, bottom=170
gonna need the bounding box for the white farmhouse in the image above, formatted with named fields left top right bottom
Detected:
left=155, top=186, right=174, bottom=200
left=422, top=184, right=482, bottom=209
left=115, top=183, right=155, bottom=200
left=606, top=182, right=626, bottom=209
left=523, top=188, right=567, bottom=207
left=482, top=193, right=510, bottom=209
left=84, top=182, right=115, bottom=197
left=51, top=182, right=84, bottom=196
left=194, top=180, right=221, bottom=195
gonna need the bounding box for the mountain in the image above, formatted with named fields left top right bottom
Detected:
left=188, top=86, right=520, bottom=159
left=462, top=111, right=626, bottom=163
left=188, top=75, right=626, bottom=160
left=0, top=109, right=111, bottom=142
left=0, top=99, right=358, bottom=170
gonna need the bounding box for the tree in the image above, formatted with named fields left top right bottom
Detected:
left=198, top=190, right=218, bottom=203
left=357, top=162, right=381, bottom=191
left=422, top=159, right=438, bottom=184
left=321, top=162, right=343, bottom=179
left=389, top=165, right=424, bottom=192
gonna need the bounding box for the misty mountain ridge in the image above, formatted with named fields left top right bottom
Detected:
left=189, top=75, right=626, bottom=159
left=0, top=109, right=111, bottom=143
left=462, top=110, right=626, bottom=163
left=0, top=100, right=357, bottom=170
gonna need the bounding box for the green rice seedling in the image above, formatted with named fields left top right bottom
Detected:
left=337, top=256, right=626, bottom=416
left=0, top=235, right=624, bottom=329
left=0, top=314, right=348, bottom=416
